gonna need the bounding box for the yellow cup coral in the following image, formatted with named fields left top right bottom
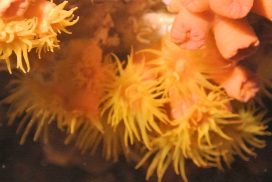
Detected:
left=0, top=0, right=78, bottom=73
left=3, top=38, right=114, bottom=144
left=0, top=18, right=36, bottom=73
left=4, top=65, right=73, bottom=144
left=136, top=94, right=269, bottom=182
left=101, top=52, right=169, bottom=148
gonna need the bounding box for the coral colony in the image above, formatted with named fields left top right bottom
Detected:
left=2, top=0, right=272, bottom=181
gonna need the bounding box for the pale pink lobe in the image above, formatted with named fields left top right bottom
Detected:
left=162, top=0, right=172, bottom=5
left=168, top=88, right=198, bottom=120
left=209, top=0, right=253, bottom=19
left=0, top=0, right=14, bottom=16
left=181, top=0, right=209, bottom=13
left=165, top=0, right=183, bottom=13
left=25, top=0, right=55, bottom=34
left=171, top=7, right=212, bottom=50
left=212, top=16, right=259, bottom=61
left=0, top=0, right=30, bottom=18
left=252, top=0, right=272, bottom=21
left=220, top=65, right=259, bottom=102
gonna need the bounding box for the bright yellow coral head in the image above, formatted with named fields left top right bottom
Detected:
left=101, top=51, right=169, bottom=148
left=137, top=92, right=269, bottom=182
left=132, top=38, right=269, bottom=182
left=0, top=0, right=78, bottom=73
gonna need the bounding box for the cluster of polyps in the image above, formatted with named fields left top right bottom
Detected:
left=1, top=1, right=272, bottom=182
left=162, top=0, right=272, bottom=102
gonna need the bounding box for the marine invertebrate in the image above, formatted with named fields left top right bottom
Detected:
left=165, top=0, right=272, bottom=61
left=0, top=0, right=78, bottom=73
left=2, top=2, right=272, bottom=182
left=158, top=36, right=259, bottom=102
left=3, top=38, right=114, bottom=144
left=212, top=15, right=258, bottom=61
left=130, top=36, right=269, bottom=181
left=3, top=63, right=74, bottom=144
left=170, top=6, right=213, bottom=50
left=136, top=92, right=269, bottom=182
left=136, top=91, right=232, bottom=182
left=101, top=52, right=169, bottom=148
left=0, top=0, right=30, bottom=18
left=208, top=0, right=253, bottom=19
left=27, top=1, right=79, bottom=57
left=0, top=18, right=36, bottom=73
left=54, top=39, right=114, bottom=131
left=252, top=0, right=272, bottom=20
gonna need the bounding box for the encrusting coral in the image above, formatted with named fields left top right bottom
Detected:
left=0, top=0, right=78, bottom=73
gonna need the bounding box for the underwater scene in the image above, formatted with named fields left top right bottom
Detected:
left=1, top=0, right=272, bottom=181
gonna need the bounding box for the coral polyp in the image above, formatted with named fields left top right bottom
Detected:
left=54, top=39, right=114, bottom=131
left=33, top=1, right=79, bottom=57
left=4, top=38, right=115, bottom=144
left=137, top=96, right=269, bottom=182
left=101, top=52, right=169, bottom=148
left=0, top=18, right=36, bottom=73
left=0, top=0, right=78, bottom=73
left=4, top=70, right=73, bottom=144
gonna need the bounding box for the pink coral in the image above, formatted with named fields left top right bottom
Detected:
left=24, top=0, right=56, bottom=34
left=251, top=0, right=272, bottom=20
left=163, top=0, right=271, bottom=101
left=166, top=0, right=272, bottom=61
left=0, top=0, right=30, bottom=18
left=161, top=34, right=259, bottom=102
left=209, top=0, right=253, bottom=19
left=212, top=16, right=259, bottom=61
left=170, top=6, right=212, bottom=49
